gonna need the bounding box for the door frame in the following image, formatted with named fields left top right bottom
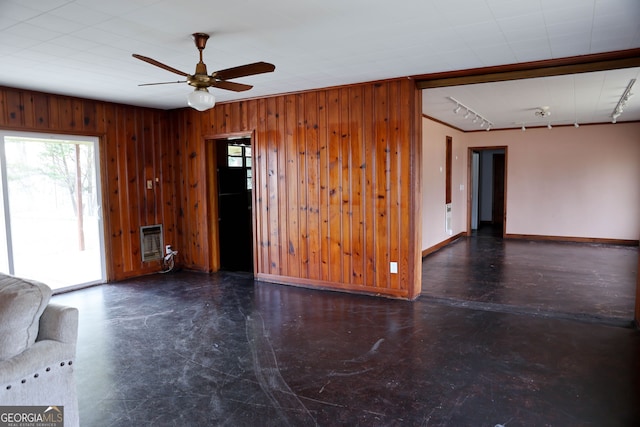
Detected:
left=205, top=131, right=255, bottom=273
left=0, top=129, right=107, bottom=288
left=466, top=146, right=508, bottom=236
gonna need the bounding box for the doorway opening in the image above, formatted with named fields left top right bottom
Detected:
left=468, top=147, right=507, bottom=237
left=214, top=137, right=254, bottom=273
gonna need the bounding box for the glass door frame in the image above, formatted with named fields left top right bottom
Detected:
left=0, top=129, right=106, bottom=290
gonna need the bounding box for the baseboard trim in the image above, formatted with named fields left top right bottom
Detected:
left=504, top=233, right=639, bottom=246
left=254, top=273, right=416, bottom=300
left=422, top=232, right=465, bottom=257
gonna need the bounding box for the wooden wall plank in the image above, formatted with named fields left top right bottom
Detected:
left=339, top=87, right=352, bottom=285
left=304, top=91, right=321, bottom=280
left=374, top=83, right=390, bottom=290
left=349, top=86, right=365, bottom=286
left=0, top=89, right=7, bottom=124
left=388, top=81, right=401, bottom=290
left=256, top=98, right=270, bottom=274
left=33, top=93, right=50, bottom=129
left=4, top=90, right=24, bottom=128
left=266, top=97, right=280, bottom=275
left=296, top=94, right=309, bottom=279
left=327, top=89, right=342, bottom=284
left=284, top=95, right=300, bottom=278
left=276, top=96, right=288, bottom=276
left=0, top=87, right=175, bottom=281
left=363, top=85, right=375, bottom=287
left=0, top=78, right=422, bottom=298
left=318, top=91, right=330, bottom=281
left=22, top=92, right=36, bottom=128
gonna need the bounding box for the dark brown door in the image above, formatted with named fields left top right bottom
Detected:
left=492, top=153, right=505, bottom=225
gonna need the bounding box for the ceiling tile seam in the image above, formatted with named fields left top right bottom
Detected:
left=483, top=0, right=519, bottom=64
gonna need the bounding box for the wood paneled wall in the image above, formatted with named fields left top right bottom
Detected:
left=0, top=79, right=423, bottom=299
left=172, top=79, right=423, bottom=299
left=0, top=86, right=176, bottom=281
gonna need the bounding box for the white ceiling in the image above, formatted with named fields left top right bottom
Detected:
left=424, top=68, right=640, bottom=131
left=1, top=0, right=639, bottom=128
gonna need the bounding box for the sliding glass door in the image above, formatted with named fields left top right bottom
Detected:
left=0, top=131, right=105, bottom=290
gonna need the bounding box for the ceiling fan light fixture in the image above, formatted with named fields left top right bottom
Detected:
left=187, top=87, right=216, bottom=111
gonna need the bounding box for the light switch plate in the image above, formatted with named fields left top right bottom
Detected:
left=390, top=262, right=398, bottom=274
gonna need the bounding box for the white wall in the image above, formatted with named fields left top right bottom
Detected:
left=421, top=119, right=468, bottom=250
left=422, top=119, right=640, bottom=250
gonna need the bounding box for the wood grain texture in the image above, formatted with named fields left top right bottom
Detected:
left=0, top=86, right=175, bottom=281
left=178, top=79, right=423, bottom=299
left=1, top=78, right=423, bottom=299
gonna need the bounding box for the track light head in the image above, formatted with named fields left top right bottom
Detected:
left=574, top=122, right=579, bottom=128
left=453, top=104, right=461, bottom=114
left=521, top=124, right=526, bottom=131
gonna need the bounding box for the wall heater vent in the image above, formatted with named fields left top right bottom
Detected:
left=140, top=225, right=163, bottom=262
left=445, top=203, right=453, bottom=236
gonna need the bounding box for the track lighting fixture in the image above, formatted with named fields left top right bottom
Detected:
left=547, top=123, right=552, bottom=129
left=447, top=97, right=493, bottom=131
left=611, top=78, right=635, bottom=123
left=521, top=124, right=526, bottom=131
left=574, top=122, right=579, bottom=128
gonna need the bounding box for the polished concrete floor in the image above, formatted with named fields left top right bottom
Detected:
left=52, top=234, right=640, bottom=426
left=422, top=226, right=638, bottom=327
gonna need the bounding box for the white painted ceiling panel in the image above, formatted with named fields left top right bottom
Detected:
left=0, top=0, right=637, bottom=125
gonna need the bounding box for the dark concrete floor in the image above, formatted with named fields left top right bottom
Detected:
left=52, top=235, right=640, bottom=426
left=422, top=226, right=638, bottom=327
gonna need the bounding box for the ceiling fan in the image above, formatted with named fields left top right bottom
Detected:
left=133, top=33, right=276, bottom=111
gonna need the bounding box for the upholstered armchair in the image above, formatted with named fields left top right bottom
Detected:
left=0, top=274, right=79, bottom=427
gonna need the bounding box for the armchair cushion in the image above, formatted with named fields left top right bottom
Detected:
left=0, top=274, right=52, bottom=361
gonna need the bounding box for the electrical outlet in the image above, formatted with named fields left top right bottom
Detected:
left=165, top=245, right=172, bottom=255
left=390, top=262, right=398, bottom=274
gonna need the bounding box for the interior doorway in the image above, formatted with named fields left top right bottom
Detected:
left=215, top=137, right=254, bottom=273
left=468, top=147, right=507, bottom=236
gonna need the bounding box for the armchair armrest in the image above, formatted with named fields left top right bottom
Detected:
left=37, top=304, right=78, bottom=347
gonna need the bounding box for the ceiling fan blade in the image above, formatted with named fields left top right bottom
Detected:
left=132, top=54, right=190, bottom=77
left=210, top=80, right=253, bottom=92
left=138, top=81, right=187, bottom=86
left=213, top=62, right=275, bottom=80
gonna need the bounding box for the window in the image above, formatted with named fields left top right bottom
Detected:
left=227, top=143, right=252, bottom=190
left=0, top=131, right=106, bottom=290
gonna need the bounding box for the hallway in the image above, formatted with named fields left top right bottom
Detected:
left=421, top=226, right=638, bottom=327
